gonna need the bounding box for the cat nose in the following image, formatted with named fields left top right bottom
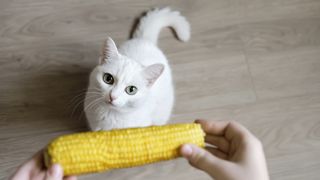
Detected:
left=108, top=94, right=117, bottom=102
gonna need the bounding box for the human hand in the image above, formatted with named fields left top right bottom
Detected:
left=10, top=150, right=77, bottom=180
left=180, top=120, right=269, bottom=180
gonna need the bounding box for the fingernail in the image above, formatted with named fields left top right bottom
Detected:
left=49, top=164, right=62, bottom=177
left=181, top=144, right=193, bottom=157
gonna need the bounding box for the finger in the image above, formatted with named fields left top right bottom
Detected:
left=64, top=176, right=77, bottom=180
left=180, top=144, right=230, bottom=178
left=45, top=164, right=63, bottom=180
left=10, top=150, right=45, bottom=180
left=195, top=119, right=230, bottom=136
left=32, top=150, right=46, bottom=169
left=225, top=121, right=252, bottom=142
left=10, top=165, right=46, bottom=180
left=196, top=120, right=252, bottom=142
left=205, top=135, right=230, bottom=153
left=22, top=150, right=44, bottom=170
left=205, top=146, right=228, bottom=160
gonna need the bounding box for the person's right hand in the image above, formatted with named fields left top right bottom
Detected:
left=180, top=120, right=269, bottom=180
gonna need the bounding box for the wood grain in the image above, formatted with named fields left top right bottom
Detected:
left=1, top=0, right=320, bottom=179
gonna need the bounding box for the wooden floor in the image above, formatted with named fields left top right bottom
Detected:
left=1, top=0, right=320, bottom=179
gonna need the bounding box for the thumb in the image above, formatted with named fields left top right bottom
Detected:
left=180, top=144, right=228, bottom=177
left=45, top=164, right=63, bottom=180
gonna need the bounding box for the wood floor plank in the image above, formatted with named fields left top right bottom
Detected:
left=240, top=18, right=320, bottom=100
left=244, top=45, right=320, bottom=99
left=251, top=47, right=320, bottom=100
left=240, top=18, right=320, bottom=54
left=241, top=0, right=320, bottom=22
left=171, top=48, right=256, bottom=114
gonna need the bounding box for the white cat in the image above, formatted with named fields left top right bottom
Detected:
left=84, top=7, right=190, bottom=131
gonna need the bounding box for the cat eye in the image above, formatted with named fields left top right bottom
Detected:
left=103, top=73, right=114, bottom=85
left=125, top=86, right=138, bottom=95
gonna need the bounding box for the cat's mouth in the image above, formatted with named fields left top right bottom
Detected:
left=104, top=100, right=130, bottom=111
left=108, top=101, right=116, bottom=106
left=105, top=100, right=115, bottom=106
left=105, top=100, right=121, bottom=109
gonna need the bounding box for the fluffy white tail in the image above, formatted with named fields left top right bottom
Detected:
left=133, top=7, right=190, bottom=44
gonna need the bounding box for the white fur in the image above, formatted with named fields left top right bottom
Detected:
left=133, top=7, right=190, bottom=44
left=84, top=7, right=190, bottom=131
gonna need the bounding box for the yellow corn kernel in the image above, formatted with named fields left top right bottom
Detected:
left=44, top=123, right=205, bottom=175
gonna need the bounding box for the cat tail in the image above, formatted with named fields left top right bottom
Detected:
left=133, top=7, right=190, bottom=45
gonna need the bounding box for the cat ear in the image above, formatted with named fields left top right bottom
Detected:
left=142, top=63, right=165, bottom=87
left=100, top=37, right=119, bottom=64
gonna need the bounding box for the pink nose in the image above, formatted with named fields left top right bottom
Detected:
left=109, top=94, right=117, bottom=102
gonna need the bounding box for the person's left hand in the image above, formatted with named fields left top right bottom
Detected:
left=10, top=150, right=77, bottom=180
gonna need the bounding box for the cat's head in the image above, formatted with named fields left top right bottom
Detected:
left=91, top=37, right=164, bottom=111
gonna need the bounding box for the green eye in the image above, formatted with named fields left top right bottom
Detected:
left=125, top=86, right=138, bottom=95
left=103, top=73, right=114, bottom=84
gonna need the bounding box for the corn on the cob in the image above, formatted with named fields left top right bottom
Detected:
left=44, top=123, right=205, bottom=175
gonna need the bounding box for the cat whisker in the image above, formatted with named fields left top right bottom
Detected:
left=68, top=91, right=102, bottom=109
left=78, top=97, right=104, bottom=123
left=69, top=93, right=100, bottom=108
left=70, top=95, right=101, bottom=118
left=69, top=91, right=101, bottom=103
left=84, top=97, right=104, bottom=111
